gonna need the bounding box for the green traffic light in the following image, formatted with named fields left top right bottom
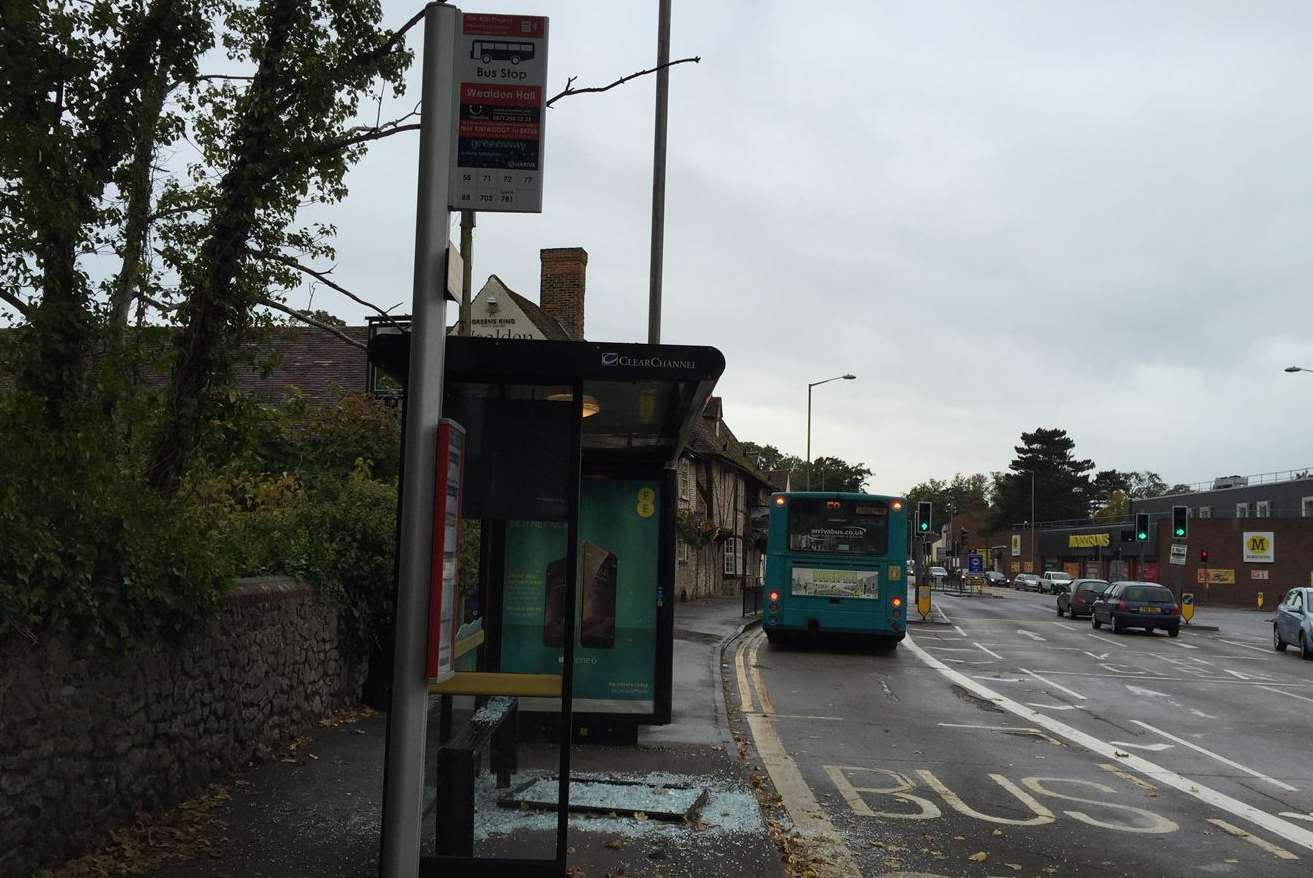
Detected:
left=1137, top=531, right=1148, bottom=541
left=1174, top=527, right=1185, bottom=537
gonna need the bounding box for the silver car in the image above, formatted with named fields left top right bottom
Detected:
left=1013, top=573, right=1042, bottom=592
left=1273, top=587, right=1313, bottom=660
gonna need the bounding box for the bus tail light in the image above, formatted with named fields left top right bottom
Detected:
left=891, top=596, right=903, bottom=609
left=769, top=591, right=780, bottom=602
left=891, top=500, right=903, bottom=511
left=773, top=496, right=786, bottom=507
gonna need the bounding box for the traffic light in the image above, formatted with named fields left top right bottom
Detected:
left=1171, top=505, right=1188, bottom=540
left=1135, top=512, right=1150, bottom=542
left=916, top=501, right=932, bottom=534
left=1200, top=548, right=1209, bottom=564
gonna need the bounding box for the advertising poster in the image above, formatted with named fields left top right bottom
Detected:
left=500, top=480, right=658, bottom=714
left=791, top=567, right=879, bottom=598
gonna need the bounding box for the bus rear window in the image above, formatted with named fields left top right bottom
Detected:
left=788, top=498, right=890, bottom=555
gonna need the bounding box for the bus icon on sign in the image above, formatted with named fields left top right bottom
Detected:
left=472, top=40, right=535, bottom=64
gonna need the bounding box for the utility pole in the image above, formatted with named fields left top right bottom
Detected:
left=647, top=0, right=671, bottom=344
left=458, top=210, right=475, bottom=335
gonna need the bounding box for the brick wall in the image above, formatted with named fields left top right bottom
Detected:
left=0, top=577, right=363, bottom=878
left=1153, top=518, right=1313, bottom=607
left=539, top=247, right=587, bottom=339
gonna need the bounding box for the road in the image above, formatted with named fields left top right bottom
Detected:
left=730, top=586, right=1313, bottom=877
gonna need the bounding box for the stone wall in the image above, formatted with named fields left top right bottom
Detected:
left=0, top=577, right=364, bottom=878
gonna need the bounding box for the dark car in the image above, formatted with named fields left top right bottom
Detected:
left=1057, top=578, right=1108, bottom=619
left=1091, top=581, right=1181, bottom=637
left=984, top=571, right=1008, bottom=587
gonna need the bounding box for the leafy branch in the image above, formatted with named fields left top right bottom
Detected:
left=247, top=248, right=407, bottom=332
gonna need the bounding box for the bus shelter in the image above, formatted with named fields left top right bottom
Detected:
left=369, top=334, right=723, bottom=876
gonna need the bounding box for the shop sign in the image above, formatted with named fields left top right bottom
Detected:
left=1011, top=534, right=1021, bottom=557
left=1068, top=533, right=1110, bottom=548
left=1242, top=532, right=1274, bottom=563
left=1251, top=569, right=1269, bottom=580
left=1197, top=568, right=1236, bottom=585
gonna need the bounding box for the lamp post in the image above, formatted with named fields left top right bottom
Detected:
left=1285, top=365, right=1313, bottom=374
left=806, top=374, right=856, bottom=490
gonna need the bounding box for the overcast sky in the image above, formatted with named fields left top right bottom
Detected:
left=71, top=1, right=1313, bottom=494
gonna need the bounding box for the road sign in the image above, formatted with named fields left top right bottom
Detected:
left=916, top=584, right=931, bottom=619
left=451, top=14, right=549, bottom=212
left=1181, top=592, right=1194, bottom=623
left=1169, top=544, right=1188, bottom=566
left=967, top=553, right=983, bottom=573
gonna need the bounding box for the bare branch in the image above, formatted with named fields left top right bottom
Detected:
left=248, top=248, right=408, bottom=333
left=255, top=296, right=366, bottom=350
left=139, top=293, right=181, bottom=312
left=195, top=74, right=255, bottom=83
left=546, top=56, right=700, bottom=108
left=0, top=288, right=32, bottom=319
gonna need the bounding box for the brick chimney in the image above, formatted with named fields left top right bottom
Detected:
left=539, top=247, right=587, bottom=340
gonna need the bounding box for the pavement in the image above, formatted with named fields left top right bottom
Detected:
left=729, top=584, right=1313, bottom=877
left=72, top=594, right=785, bottom=878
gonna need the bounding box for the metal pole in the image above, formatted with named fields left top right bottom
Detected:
left=1030, top=470, right=1036, bottom=573
left=805, top=383, right=812, bottom=490
left=379, top=5, right=456, bottom=877
left=459, top=210, right=475, bottom=335
left=647, top=0, right=671, bottom=344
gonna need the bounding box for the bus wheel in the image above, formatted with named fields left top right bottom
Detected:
left=872, top=636, right=899, bottom=654
left=764, top=629, right=780, bottom=646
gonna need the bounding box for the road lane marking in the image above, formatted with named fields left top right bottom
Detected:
left=1088, top=633, right=1124, bottom=648
left=904, top=632, right=1313, bottom=853
left=934, top=605, right=952, bottom=624
left=748, top=632, right=774, bottom=715
left=1084, top=651, right=1110, bottom=661
left=937, top=722, right=1063, bottom=745
left=974, top=642, right=1003, bottom=660
left=1189, top=708, right=1218, bottom=719
left=925, top=646, right=976, bottom=652
left=954, top=625, right=967, bottom=636
left=1017, top=629, right=1046, bottom=641
left=741, top=712, right=845, bottom=721
left=1167, top=639, right=1198, bottom=649
left=1098, top=763, right=1158, bottom=792
left=1257, top=685, right=1313, bottom=704
left=1128, top=720, right=1298, bottom=792
left=1021, top=668, right=1086, bottom=701
left=1124, top=684, right=1171, bottom=698
left=1221, top=639, right=1273, bottom=654
left=734, top=635, right=756, bottom=712
left=1208, top=818, right=1299, bottom=860
left=1027, top=702, right=1082, bottom=711
left=1223, top=668, right=1276, bottom=682
left=1109, top=741, right=1174, bottom=752
left=737, top=631, right=860, bottom=876
left=1281, top=812, right=1313, bottom=823
left=973, top=675, right=1024, bottom=683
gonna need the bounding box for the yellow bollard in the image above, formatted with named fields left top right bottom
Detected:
left=1257, top=592, right=1264, bottom=610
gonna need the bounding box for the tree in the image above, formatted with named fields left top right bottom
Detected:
left=802, top=456, right=871, bottom=493
left=988, top=428, right=1095, bottom=530
left=907, top=473, right=990, bottom=516
left=740, top=442, right=802, bottom=474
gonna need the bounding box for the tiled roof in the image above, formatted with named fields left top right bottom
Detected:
left=688, top=408, right=774, bottom=489
left=503, top=286, right=572, bottom=341
left=232, top=325, right=369, bottom=406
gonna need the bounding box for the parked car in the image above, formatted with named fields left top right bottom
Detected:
left=1013, top=573, right=1042, bottom=592
left=1057, top=579, right=1108, bottom=619
left=984, top=571, right=1008, bottom=587
left=1039, top=571, right=1073, bottom=595
left=929, top=566, right=948, bottom=582
left=1273, top=587, right=1313, bottom=660
left=1091, top=581, right=1180, bottom=637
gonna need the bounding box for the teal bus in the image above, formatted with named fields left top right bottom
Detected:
left=762, top=492, right=909, bottom=650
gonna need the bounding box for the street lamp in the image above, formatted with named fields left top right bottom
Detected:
left=806, top=374, right=856, bottom=490
left=1285, top=365, right=1313, bottom=374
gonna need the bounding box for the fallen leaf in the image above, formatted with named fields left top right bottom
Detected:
left=1115, top=750, right=1130, bottom=757
left=1006, top=865, right=1022, bottom=872
left=968, top=852, right=988, bottom=862
left=633, top=811, right=649, bottom=822
left=992, top=829, right=1003, bottom=837
left=604, top=839, right=624, bottom=850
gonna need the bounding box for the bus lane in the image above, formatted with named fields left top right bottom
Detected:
left=730, top=590, right=1313, bottom=877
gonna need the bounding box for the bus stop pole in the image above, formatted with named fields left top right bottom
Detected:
left=379, top=4, right=458, bottom=877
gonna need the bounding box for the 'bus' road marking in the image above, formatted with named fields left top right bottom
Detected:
left=904, top=632, right=1313, bottom=853
left=1281, top=812, right=1313, bottom=824
left=1258, top=685, right=1313, bottom=705
left=1129, top=720, right=1298, bottom=792
left=1021, top=668, right=1086, bottom=701
left=1017, top=629, right=1046, bottom=641
left=974, top=643, right=1003, bottom=660
left=1221, top=639, right=1273, bottom=654
left=1208, top=818, right=1299, bottom=860
left=736, top=631, right=860, bottom=876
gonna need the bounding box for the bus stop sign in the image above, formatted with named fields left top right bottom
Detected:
left=967, top=553, right=983, bottom=573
